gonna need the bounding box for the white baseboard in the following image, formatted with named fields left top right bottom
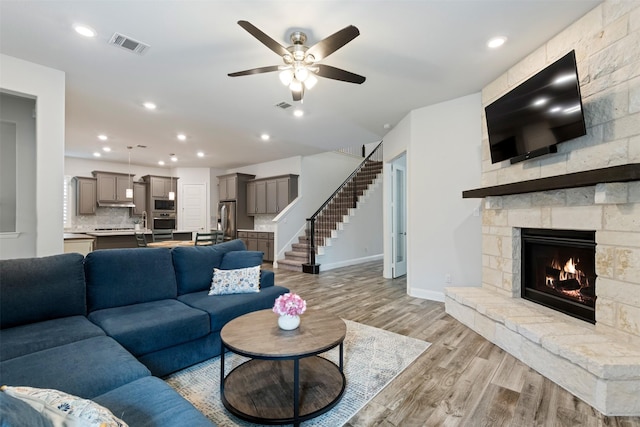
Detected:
left=408, top=288, right=445, bottom=302
left=320, top=254, right=383, bottom=271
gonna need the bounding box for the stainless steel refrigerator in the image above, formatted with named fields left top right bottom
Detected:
left=217, top=201, right=236, bottom=240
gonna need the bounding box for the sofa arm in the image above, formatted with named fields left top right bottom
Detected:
left=260, top=270, right=274, bottom=289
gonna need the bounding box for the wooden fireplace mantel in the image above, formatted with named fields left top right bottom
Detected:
left=462, top=163, right=640, bottom=198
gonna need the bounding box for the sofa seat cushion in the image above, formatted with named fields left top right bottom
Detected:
left=94, top=376, right=215, bottom=427
left=0, top=336, right=150, bottom=399
left=0, top=315, right=105, bottom=362
left=85, top=248, right=178, bottom=311
left=88, top=300, right=210, bottom=356
left=178, top=285, right=289, bottom=332
left=172, top=239, right=247, bottom=295
left=1, top=253, right=86, bottom=329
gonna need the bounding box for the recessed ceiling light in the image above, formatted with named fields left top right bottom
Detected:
left=170, top=156, right=178, bottom=162
left=102, top=146, right=111, bottom=152
left=98, top=134, right=108, bottom=141
left=177, top=133, right=186, bottom=141
left=74, top=24, right=96, bottom=38
left=260, top=133, right=270, bottom=141
left=293, top=109, right=304, bottom=117
left=143, top=102, right=157, bottom=110
left=197, top=151, right=204, bottom=158
left=487, top=36, right=507, bottom=49
left=158, top=160, right=165, bottom=166
left=93, top=152, right=101, bottom=157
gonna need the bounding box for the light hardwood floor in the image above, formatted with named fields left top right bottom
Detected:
left=271, top=261, right=640, bottom=427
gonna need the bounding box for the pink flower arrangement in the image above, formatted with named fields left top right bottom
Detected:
left=273, top=293, right=307, bottom=317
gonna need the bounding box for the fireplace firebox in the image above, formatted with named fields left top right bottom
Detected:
left=521, top=228, right=596, bottom=323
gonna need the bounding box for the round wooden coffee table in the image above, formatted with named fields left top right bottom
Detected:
left=220, top=309, right=346, bottom=426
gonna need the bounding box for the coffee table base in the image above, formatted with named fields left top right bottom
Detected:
left=222, top=356, right=345, bottom=425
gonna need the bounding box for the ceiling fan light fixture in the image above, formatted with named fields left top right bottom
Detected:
left=294, top=66, right=309, bottom=82
left=289, top=79, right=303, bottom=92
left=304, top=74, right=318, bottom=90
left=279, top=69, right=294, bottom=86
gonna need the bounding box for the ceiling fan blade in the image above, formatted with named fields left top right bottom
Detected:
left=237, top=21, right=289, bottom=57
left=306, top=25, right=360, bottom=61
left=292, top=86, right=304, bottom=102
left=315, top=64, right=366, bottom=84
left=228, top=65, right=280, bottom=77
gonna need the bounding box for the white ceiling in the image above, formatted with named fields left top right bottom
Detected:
left=0, top=0, right=600, bottom=170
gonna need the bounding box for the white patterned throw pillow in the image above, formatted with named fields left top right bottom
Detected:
left=209, top=265, right=261, bottom=295
left=1, top=385, right=128, bottom=427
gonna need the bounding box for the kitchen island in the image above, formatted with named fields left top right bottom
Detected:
left=66, top=230, right=193, bottom=250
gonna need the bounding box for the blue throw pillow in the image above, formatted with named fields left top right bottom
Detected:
left=220, top=251, right=263, bottom=269
left=0, top=391, right=53, bottom=427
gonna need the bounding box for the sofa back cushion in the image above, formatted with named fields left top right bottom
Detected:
left=0, top=253, right=86, bottom=329
left=172, top=239, right=246, bottom=295
left=85, top=248, right=177, bottom=312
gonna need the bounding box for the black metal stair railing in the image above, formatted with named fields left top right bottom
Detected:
left=303, top=142, right=383, bottom=274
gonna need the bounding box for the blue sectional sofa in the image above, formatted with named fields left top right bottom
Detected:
left=0, top=239, right=289, bottom=426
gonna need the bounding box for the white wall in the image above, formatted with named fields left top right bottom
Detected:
left=0, top=94, right=36, bottom=256
left=317, top=178, right=384, bottom=270
left=383, top=93, right=483, bottom=301
left=0, top=54, right=65, bottom=258
left=229, top=156, right=302, bottom=179
left=273, top=152, right=363, bottom=260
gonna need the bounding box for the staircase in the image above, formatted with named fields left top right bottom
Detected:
left=278, top=143, right=383, bottom=272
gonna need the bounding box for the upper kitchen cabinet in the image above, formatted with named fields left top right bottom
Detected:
left=73, top=177, right=97, bottom=215
left=132, top=182, right=147, bottom=216
left=217, top=173, right=255, bottom=201
left=92, top=171, right=134, bottom=205
left=143, top=175, right=177, bottom=199
left=247, top=174, right=298, bottom=215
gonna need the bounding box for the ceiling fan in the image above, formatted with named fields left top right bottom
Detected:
left=228, top=20, right=366, bottom=101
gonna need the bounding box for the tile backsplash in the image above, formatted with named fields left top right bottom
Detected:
left=69, top=207, right=139, bottom=231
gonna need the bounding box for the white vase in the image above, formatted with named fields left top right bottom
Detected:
left=278, top=315, right=300, bottom=331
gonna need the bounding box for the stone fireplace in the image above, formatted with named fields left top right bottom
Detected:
left=445, top=0, right=640, bottom=416
left=521, top=228, right=596, bottom=323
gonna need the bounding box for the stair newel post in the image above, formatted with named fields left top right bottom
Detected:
left=302, top=218, right=320, bottom=274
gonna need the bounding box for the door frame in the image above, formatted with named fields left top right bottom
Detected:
left=390, top=153, right=407, bottom=278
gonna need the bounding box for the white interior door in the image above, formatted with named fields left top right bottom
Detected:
left=182, top=184, right=207, bottom=231
left=391, top=157, right=407, bottom=278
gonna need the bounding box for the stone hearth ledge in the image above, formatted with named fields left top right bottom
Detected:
left=445, top=286, right=640, bottom=416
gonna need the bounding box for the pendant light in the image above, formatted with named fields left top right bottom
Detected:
left=125, top=146, right=133, bottom=199
left=168, top=153, right=175, bottom=200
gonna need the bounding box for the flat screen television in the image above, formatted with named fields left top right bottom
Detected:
left=485, top=50, right=586, bottom=164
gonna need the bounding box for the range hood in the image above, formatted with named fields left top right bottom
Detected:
left=97, top=201, right=136, bottom=208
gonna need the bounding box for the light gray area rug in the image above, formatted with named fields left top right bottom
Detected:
left=165, top=320, right=430, bottom=426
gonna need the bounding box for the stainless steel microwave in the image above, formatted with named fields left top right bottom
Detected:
left=154, top=199, right=175, bottom=211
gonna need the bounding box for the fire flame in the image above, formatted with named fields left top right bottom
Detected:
left=559, top=258, right=578, bottom=280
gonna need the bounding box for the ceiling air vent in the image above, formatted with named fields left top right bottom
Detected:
left=275, top=102, right=292, bottom=109
left=109, top=33, right=150, bottom=55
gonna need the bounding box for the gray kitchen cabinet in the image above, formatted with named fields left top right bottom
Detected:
left=92, top=171, right=133, bottom=203
left=74, top=177, right=97, bottom=215
left=149, top=176, right=176, bottom=199
left=246, top=181, right=256, bottom=215
left=238, top=231, right=274, bottom=261
left=266, top=180, right=278, bottom=213
left=248, top=174, right=298, bottom=215
left=257, top=232, right=274, bottom=261
left=217, top=173, right=255, bottom=202
left=132, top=182, right=147, bottom=215
left=218, top=175, right=237, bottom=201
left=255, top=181, right=267, bottom=214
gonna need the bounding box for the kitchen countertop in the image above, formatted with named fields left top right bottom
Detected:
left=65, top=230, right=192, bottom=237
left=63, top=233, right=95, bottom=240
